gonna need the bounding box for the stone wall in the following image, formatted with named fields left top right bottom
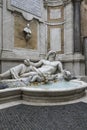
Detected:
left=0, top=0, right=2, bottom=52
left=0, top=0, right=86, bottom=77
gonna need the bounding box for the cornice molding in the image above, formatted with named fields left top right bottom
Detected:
left=72, top=0, right=83, bottom=3
left=43, top=0, right=72, bottom=7
left=63, top=0, right=72, bottom=6
left=43, top=0, right=63, bottom=7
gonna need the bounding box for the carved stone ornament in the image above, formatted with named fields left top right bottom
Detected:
left=43, top=0, right=63, bottom=7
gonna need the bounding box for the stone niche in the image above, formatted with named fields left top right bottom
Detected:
left=14, top=12, right=38, bottom=50
left=47, top=5, right=64, bottom=53
left=7, top=0, right=43, bottom=51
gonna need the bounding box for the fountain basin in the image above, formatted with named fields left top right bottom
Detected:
left=0, top=79, right=87, bottom=103
left=22, top=80, right=87, bottom=102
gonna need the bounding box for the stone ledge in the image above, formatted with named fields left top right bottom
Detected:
left=0, top=50, right=85, bottom=63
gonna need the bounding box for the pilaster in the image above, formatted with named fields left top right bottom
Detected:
left=73, top=0, right=82, bottom=53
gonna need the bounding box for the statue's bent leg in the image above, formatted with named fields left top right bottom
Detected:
left=10, top=69, right=19, bottom=79
left=0, top=70, right=11, bottom=79
left=20, top=72, right=37, bottom=78
left=10, top=64, right=26, bottom=79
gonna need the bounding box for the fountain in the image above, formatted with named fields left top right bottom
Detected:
left=0, top=51, right=87, bottom=103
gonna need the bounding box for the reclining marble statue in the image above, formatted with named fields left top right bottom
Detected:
left=0, top=51, right=71, bottom=83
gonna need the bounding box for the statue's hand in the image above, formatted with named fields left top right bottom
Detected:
left=63, top=70, right=71, bottom=81
left=53, top=74, right=58, bottom=79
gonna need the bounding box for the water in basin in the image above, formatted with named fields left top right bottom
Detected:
left=30, top=80, right=83, bottom=91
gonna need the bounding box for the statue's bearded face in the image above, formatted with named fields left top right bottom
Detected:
left=48, top=53, right=56, bottom=61
left=24, top=59, right=30, bottom=66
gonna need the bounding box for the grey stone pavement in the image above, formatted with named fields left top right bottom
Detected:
left=0, top=102, right=87, bottom=130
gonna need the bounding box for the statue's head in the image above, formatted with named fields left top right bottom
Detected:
left=46, top=51, right=56, bottom=61
left=24, top=59, right=30, bottom=66
left=63, top=70, right=71, bottom=81
left=27, top=24, right=30, bottom=28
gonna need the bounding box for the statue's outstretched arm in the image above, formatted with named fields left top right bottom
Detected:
left=30, top=60, right=43, bottom=68
left=24, top=58, right=43, bottom=68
